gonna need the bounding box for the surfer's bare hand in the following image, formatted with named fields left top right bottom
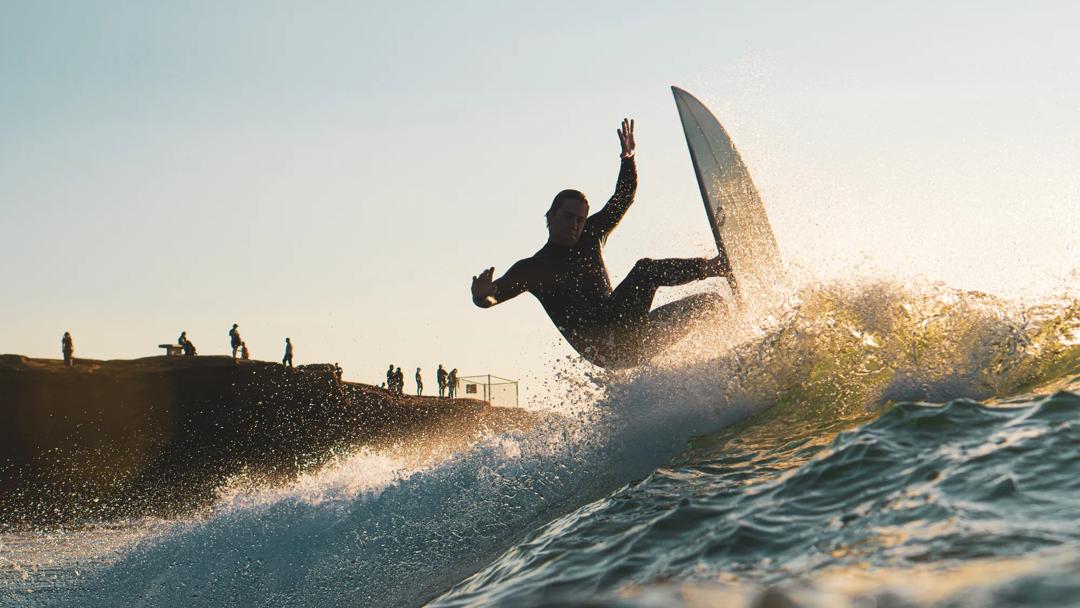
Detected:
left=618, top=118, right=635, bottom=158
left=471, top=267, right=497, bottom=303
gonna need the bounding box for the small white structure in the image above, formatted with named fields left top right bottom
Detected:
left=456, top=374, right=518, bottom=408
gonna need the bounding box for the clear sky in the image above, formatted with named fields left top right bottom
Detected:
left=3, top=2, right=1079, bottom=397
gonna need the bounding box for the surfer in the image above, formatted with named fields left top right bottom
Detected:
left=471, top=118, right=731, bottom=369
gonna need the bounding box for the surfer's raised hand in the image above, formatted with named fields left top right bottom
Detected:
left=471, top=267, right=497, bottom=306
left=618, top=118, right=635, bottom=159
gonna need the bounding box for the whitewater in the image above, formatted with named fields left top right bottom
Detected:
left=4, top=277, right=1080, bottom=607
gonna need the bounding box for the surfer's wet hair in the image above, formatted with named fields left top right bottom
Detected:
left=545, top=189, right=589, bottom=226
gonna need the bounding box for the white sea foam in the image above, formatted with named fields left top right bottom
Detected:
left=11, top=279, right=1079, bottom=608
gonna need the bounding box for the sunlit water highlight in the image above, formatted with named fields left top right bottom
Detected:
left=3, top=279, right=1080, bottom=607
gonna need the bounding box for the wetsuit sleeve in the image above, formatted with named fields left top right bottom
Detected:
left=474, top=259, right=536, bottom=308
left=585, top=156, right=637, bottom=239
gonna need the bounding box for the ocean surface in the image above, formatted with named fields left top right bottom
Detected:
left=4, top=279, right=1080, bottom=607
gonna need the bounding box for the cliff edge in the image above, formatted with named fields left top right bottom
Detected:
left=0, top=355, right=540, bottom=527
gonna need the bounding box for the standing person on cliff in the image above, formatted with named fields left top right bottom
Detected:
left=415, top=367, right=424, bottom=396
left=386, top=364, right=395, bottom=393
left=229, top=324, right=242, bottom=358
left=61, top=332, right=74, bottom=367
left=394, top=367, right=405, bottom=396
left=282, top=337, right=294, bottom=367
left=447, top=368, right=459, bottom=398
left=437, top=364, right=448, bottom=398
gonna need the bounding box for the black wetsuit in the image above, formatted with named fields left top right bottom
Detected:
left=477, top=157, right=723, bottom=369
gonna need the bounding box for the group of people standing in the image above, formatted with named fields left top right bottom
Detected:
left=57, top=328, right=462, bottom=397
left=385, top=363, right=458, bottom=398
left=176, top=324, right=294, bottom=365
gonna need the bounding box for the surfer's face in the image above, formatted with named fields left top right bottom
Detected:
left=548, top=199, right=588, bottom=246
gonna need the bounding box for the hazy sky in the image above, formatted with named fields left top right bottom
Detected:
left=4, top=2, right=1079, bottom=395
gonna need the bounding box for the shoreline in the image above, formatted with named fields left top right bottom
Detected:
left=0, top=354, right=541, bottom=528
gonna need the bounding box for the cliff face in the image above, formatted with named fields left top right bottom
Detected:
left=0, top=355, right=538, bottom=527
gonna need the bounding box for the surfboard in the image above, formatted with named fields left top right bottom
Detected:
left=672, top=86, right=784, bottom=303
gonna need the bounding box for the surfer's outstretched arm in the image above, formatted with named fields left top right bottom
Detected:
left=587, top=118, right=637, bottom=238
left=471, top=260, right=533, bottom=308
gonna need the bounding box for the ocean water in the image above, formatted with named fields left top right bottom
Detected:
left=3, top=279, right=1080, bottom=607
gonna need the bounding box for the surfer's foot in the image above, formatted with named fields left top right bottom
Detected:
left=705, top=254, right=732, bottom=278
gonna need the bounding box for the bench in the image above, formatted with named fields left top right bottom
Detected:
left=159, top=344, right=183, bottom=357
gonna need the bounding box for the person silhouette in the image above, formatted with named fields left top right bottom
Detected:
left=61, top=331, right=74, bottom=367
left=471, top=118, right=731, bottom=369
left=437, top=364, right=448, bottom=398
left=282, top=337, right=294, bottom=367
left=229, top=324, right=242, bottom=358
left=447, top=368, right=458, bottom=398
